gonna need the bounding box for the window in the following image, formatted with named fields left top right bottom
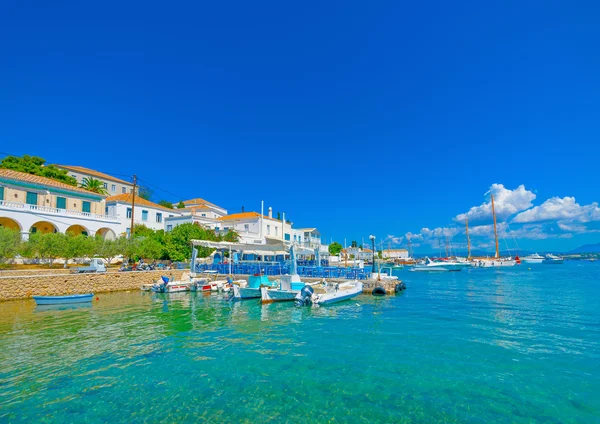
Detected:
left=31, top=227, right=37, bottom=234
left=267, top=225, right=271, bottom=235
left=111, top=184, right=116, bottom=192
left=103, top=183, right=108, bottom=189
left=244, top=224, right=249, bottom=232
left=82, top=201, right=91, bottom=213
left=167, top=225, right=173, bottom=231
left=201, top=214, right=206, bottom=217
left=122, top=187, right=126, bottom=193
left=275, top=227, right=278, bottom=236
left=26, top=192, right=38, bottom=206
left=285, top=233, right=290, bottom=241
left=0, top=186, right=4, bottom=201
left=56, top=197, right=66, bottom=209
left=126, top=208, right=132, bottom=218
left=156, top=213, right=162, bottom=223
left=105, top=206, right=108, bottom=215
left=142, top=210, right=148, bottom=221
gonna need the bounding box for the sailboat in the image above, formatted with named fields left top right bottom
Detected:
left=475, top=194, right=517, bottom=268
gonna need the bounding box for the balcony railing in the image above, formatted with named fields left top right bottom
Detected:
left=0, top=200, right=120, bottom=222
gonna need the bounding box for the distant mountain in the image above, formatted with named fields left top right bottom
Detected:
left=568, top=243, right=600, bottom=254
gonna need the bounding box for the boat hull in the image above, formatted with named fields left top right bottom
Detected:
left=543, top=259, right=564, bottom=264
left=411, top=266, right=454, bottom=272
left=522, top=258, right=544, bottom=264
left=260, top=287, right=297, bottom=303
left=232, top=285, right=260, bottom=299
left=33, top=294, right=94, bottom=305
left=313, top=282, right=363, bottom=305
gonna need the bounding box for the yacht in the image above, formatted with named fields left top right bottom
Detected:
left=542, top=254, right=564, bottom=264
left=521, top=253, right=545, bottom=264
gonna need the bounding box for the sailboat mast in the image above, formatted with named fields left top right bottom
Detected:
left=491, top=194, right=500, bottom=258
left=466, top=218, right=471, bottom=259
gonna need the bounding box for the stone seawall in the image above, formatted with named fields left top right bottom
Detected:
left=0, top=270, right=187, bottom=302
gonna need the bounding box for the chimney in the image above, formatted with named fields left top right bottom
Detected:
left=242, top=206, right=245, bottom=213
left=268, top=207, right=273, bottom=219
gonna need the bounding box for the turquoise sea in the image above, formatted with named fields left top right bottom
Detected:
left=1, top=262, right=599, bottom=423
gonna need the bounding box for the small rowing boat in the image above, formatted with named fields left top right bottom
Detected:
left=33, top=294, right=94, bottom=305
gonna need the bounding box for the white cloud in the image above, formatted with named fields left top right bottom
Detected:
left=384, top=234, right=404, bottom=245
left=455, top=184, right=536, bottom=223
left=512, top=197, right=600, bottom=224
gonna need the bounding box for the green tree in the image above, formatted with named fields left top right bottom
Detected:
left=164, top=223, right=217, bottom=262
left=137, top=237, right=164, bottom=260
left=62, top=234, right=95, bottom=268
left=328, top=241, right=343, bottom=256
left=80, top=177, right=108, bottom=194
left=133, top=224, right=155, bottom=238
left=158, top=200, right=174, bottom=209
left=95, top=237, right=127, bottom=267
left=176, top=201, right=186, bottom=209
left=37, top=233, right=66, bottom=268
left=351, top=240, right=357, bottom=248
left=222, top=230, right=240, bottom=243
left=0, top=155, right=77, bottom=186
left=276, top=212, right=281, bottom=220
left=138, top=185, right=153, bottom=200
left=378, top=250, right=383, bottom=259
left=0, top=227, right=21, bottom=264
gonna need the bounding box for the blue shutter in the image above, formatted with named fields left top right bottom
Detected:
left=26, top=192, right=38, bottom=205
left=82, top=201, right=91, bottom=213
left=56, top=197, right=66, bottom=209
left=0, top=186, right=4, bottom=201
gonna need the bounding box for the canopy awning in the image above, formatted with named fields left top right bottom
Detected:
left=191, top=239, right=315, bottom=255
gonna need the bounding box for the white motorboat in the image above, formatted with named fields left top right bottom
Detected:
left=296, top=280, right=363, bottom=306
left=521, top=253, right=545, bottom=264
left=410, top=257, right=464, bottom=272
left=150, top=275, right=194, bottom=293
left=475, top=258, right=517, bottom=267
left=543, top=254, right=564, bottom=264
left=260, top=274, right=305, bottom=303
left=232, top=275, right=277, bottom=300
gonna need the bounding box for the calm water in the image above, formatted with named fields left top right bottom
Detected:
left=1, top=263, right=599, bottom=423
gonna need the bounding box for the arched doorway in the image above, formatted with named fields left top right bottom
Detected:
left=66, top=224, right=89, bottom=236
left=0, top=217, right=22, bottom=232
left=96, top=227, right=117, bottom=240
left=30, top=221, right=58, bottom=235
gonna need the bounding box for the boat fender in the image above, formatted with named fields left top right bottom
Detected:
left=372, top=287, right=386, bottom=296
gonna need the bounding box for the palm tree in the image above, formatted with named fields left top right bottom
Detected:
left=80, top=177, right=108, bottom=195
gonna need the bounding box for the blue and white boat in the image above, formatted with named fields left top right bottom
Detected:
left=260, top=274, right=305, bottom=303
left=33, top=293, right=94, bottom=305
left=232, top=275, right=277, bottom=300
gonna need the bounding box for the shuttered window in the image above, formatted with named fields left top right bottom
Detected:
left=0, top=186, right=4, bottom=201
left=56, top=197, right=66, bottom=209
left=82, top=201, right=91, bottom=213
left=26, top=192, right=38, bottom=205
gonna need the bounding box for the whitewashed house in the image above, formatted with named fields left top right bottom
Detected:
left=55, top=165, right=138, bottom=195
left=0, top=169, right=120, bottom=240
left=164, top=197, right=228, bottom=232
left=382, top=249, right=409, bottom=260
left=105, top=193, right=183, bottom=236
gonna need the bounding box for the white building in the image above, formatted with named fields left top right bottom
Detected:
left=0, top=169, right=120, bottom=240
left=382, top=249, right=409, bottom=259
left=105, top=193, right=183, bottom=236
left=341, top=247, right=373, bottom=261
left=164, top=197, right=228, bottom=232
left=55, top=165, right=138, bottom=195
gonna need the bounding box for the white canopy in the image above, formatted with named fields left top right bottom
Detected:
left=190, top=240, right=314, bottom=254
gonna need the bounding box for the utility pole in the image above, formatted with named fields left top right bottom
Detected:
left=130, top=174, right=137, bottom=240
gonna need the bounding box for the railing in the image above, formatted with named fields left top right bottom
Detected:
left=195, top=263, right=372, bottom=280
left=0, top=200, right=120, bottom=222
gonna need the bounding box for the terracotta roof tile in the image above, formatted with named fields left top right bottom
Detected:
left=183, top=197, right=218, bottom=207
left=106, top=193, right=180, bottom=212
left=55, top=165, right=132, bottom=186
left=218, top=212, right=270, bottom=221
left=0, top=169, right=103, bottom=196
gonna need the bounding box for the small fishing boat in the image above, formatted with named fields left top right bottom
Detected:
left=521, top=253, right=545, bottom=264
left=33, top=293, right=94, bottom=305
left=296, top=280, right=363, bottom=306
left=151, top=276, right=192, bottom=293
left=543, top=254, right=564, bottom=264
left=232, top=274, right=277, bottom=300
left=260, top=274, right=305, bottom=303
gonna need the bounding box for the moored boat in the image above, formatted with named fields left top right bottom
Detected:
left=232, top=274, right=277, bottom=300
left=296, top=280, right=363, bottom=306
left=543, top=254, right=564, bottom=264
left=33, top=293, right=94, bottom=305
left=521, top=253, right=545, bottom=264
left=260, top=274, right=305, bottom=303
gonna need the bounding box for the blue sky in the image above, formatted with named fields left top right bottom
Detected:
left=1, top=1, right=599, bottom=253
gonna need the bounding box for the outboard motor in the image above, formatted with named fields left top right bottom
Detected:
left=395, top=282, right=407, bottom=292
left=295, top=285, right=314, bottom=306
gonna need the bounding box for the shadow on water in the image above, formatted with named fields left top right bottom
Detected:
left=35, top=303, right=93, bottom=313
